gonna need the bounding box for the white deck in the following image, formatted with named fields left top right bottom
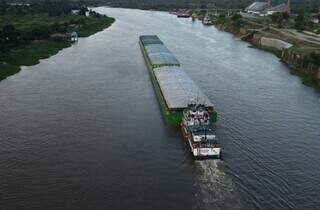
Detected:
left=154, top=67, right=214, bottom=109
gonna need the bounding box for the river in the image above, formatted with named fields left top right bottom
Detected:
left=1, top=7, right=320, bottom=210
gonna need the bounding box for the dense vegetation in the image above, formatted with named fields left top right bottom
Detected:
left=2, top=0, right=319, bottom=12
left=0, top=1, right=114, bottom=81
left=63, top=0, right=320, bottom=13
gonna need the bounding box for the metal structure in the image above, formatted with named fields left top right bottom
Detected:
left=140, top=36, right=180, bottom=68
left=139, top=35, right=217, bottom=126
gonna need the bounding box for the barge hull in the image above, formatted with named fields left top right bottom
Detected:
left=140, top=41, right=183, bottom=125
left=139, top=37, right=217, bottom=126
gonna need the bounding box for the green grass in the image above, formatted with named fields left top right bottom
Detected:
left=288, top=45, right=320, bottom=56
left=77, top=16, right=115, bottom=37
left=0, top=63, right=21, bottom=81
left=0, top=39, right=71, bottom=80
left=0, top=13, right=115, bottom=35
left=0, top=16, right=115, bottom=81
left=7, top=40, right=71, bottom=66
left=247, top=45, right=320, bottom=90
left=290, top=68, right=320, bottom=90
left=0, top=13, right=84, bottom=31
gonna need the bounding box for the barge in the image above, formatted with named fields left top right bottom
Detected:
left=139, top=35, right=217, bottom=126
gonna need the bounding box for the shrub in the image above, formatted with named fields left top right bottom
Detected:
left=309, top=52, right=320, bottom=66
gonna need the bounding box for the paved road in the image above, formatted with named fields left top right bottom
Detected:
left=277, top=28, right=320, bottom=45
left=243, top=17, right=320, bottom=46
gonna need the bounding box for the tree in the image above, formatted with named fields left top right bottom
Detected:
left=2, top=24, right=18, bottom=43
left=231, top=14, right=242, bottom=27
left=30, top=27, right=50, bottom=40
left=89, top=10, right=102, bottom=18
left=78, top=7, right=88, bottom=16
left=45, top=0, right=72, bottom=16
left=295, top=10, right=306, bottom=31
left=282, top=12, right=290, bottom=20
left=0, top=2, right=8, bottom=15
left=295, top=10, right=305, bottom=22
left=270, top=12, right=284, bottom=25
left=309, top=52, right=320, bottom=66
left=231, top=14, right=242, bottom=22
left=219, top=13, right=226, bottom=19
left=50, top=22, right=67, bottom=33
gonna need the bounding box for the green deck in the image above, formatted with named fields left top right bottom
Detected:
left=140, top=41, right=217, bottom=126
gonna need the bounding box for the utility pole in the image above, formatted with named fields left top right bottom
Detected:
left=287, top=0, right=291, bottom=14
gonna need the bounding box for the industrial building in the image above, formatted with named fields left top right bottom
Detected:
left=244, top=0, right=291, bottom=16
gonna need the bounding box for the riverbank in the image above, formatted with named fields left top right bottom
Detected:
left=2, top=8, right=320, bottom=210
left=0, top=39, right=70, bottom=81
left=210, top=15, right=320, bottom=90
left=0, top=13, right=115, bottom=81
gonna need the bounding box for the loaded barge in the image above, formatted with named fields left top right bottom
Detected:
left=139, top=35, right=217, bottom=126
left=139, top=35, right=221, bottom=158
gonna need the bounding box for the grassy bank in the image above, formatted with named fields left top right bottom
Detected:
left=249, top=44, right=320, bottom=90
left=290, top=68, right=320, bottom=90
left=0, top=15, right=115, bottom=81
left=0, top=13, right=84, bottom=31
left=76, top=16, right=114, bottom=37
left=0, top=39, right=71, bottom=81
left=212, top=14, right=320, bottom=90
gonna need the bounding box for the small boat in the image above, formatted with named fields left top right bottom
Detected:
left=203, top=16, right=213, bottom=25
left=181, top=103, right=221, bottom=159
left=177, top=13, right=191, bottom=18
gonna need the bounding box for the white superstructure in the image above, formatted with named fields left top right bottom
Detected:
left=181, top=104, right=221, bottom=159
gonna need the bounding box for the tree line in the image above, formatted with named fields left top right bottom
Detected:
left=96, top=0, right=320, bottom=13
left=0, top=0, right=90, bottom=16
left=0, top=1, right=92, bottom=57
